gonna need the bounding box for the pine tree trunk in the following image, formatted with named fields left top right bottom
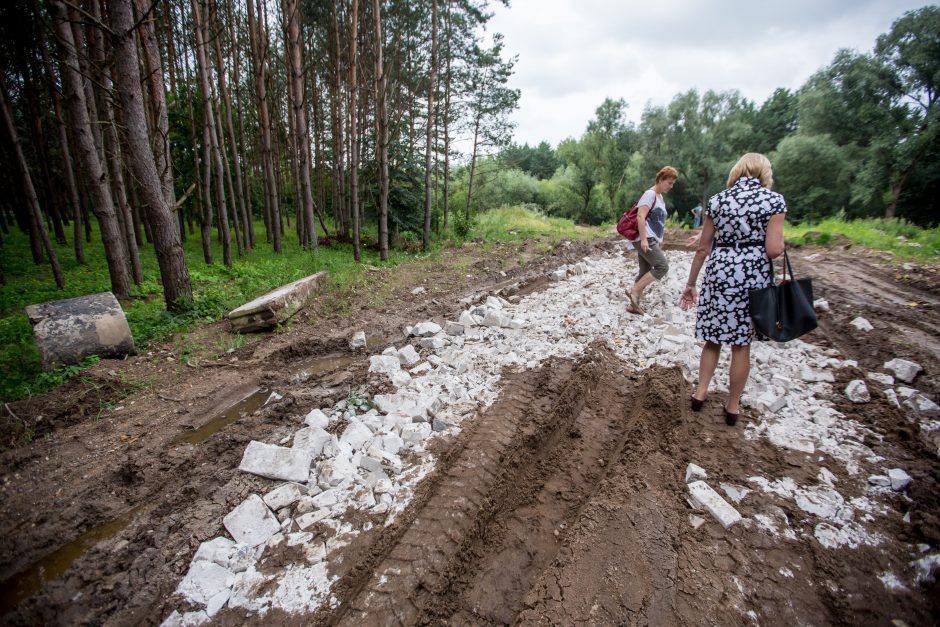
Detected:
left=52, top=0, right=131, bottom=297
left=284, top=0, right=317, bottom=250
left=348, top=0, right=360, bottom=261
left=0, top=77, right=64, bottom=289
left=209, top=0, right=247, bottom=256
left=373, top=0, right=389, bottom=261
left=247, top=0, right=281, bottom=252
left=330, top=2, right=347, bottom=238
left=192, top=0, right=232, bottom=266
left=87, top=1, right=142, bottom=286
left=422, top=0, right=438, bottom=251
left=39, top=19, right=85, bottom=263
left=226, top=0, right=254, bottom=249
left=110, top=0, right=193, bottom=310
left=442, top=2, right=452, bottom=231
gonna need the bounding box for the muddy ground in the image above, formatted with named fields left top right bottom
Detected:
left=1, top=232, right=939, bottom=626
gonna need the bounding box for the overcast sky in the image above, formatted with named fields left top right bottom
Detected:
left=485, top=0, right=931, bottom=147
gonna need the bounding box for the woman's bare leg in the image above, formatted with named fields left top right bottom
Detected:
left=694, top=341, right=721, bottom=401
left=727, top=344, right=751, bottom=414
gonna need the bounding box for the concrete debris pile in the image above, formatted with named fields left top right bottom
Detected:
left=163, top=247, right=934, bottom=625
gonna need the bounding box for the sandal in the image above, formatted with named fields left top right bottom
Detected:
left=690, top=395, right=706, bottom=412
left=724, top=407, right=739, bottom=426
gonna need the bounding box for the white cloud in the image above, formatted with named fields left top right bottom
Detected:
left=487, top=0, right=930, bottom=146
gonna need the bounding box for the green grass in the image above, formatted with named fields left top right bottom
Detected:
left=785, top=217, right=940, bottom=261
left=472, top=206, right=603, bottom=241
left=0, top=218, right=413, bottom=401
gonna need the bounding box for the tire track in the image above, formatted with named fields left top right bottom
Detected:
left=323, top=344, right=687, bottom=626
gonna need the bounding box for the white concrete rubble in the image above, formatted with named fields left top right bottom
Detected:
left=688, top=480, right=742, bottom=528
left=883, top=358, right=922, bottom=384
left=685, top=463, right=707, bottom=483
left=813, top=299, right=830, bottom=312
left=239, top=442, right=312, bottom=483
left=849, top=317, right=873, bottom=332
left=867, top=372, right=894, bottom=386
left=263, top=484, right=306, bottom=511
left=845, top=380, right=871, bottom=403
left=887, top=468, right=912, bottom=491
left=410, top=321, right=443, bottom=337
left=349, top=331, right=367, bottom=350
left=223, top=495, right=282, bottom=547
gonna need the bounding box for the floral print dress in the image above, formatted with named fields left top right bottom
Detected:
left=695, top=176, right=788, bottom=345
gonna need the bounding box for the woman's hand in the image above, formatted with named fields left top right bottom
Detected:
left=640, top=239, right=650, bottom=253
left=679, top=285, right=697, bottom=311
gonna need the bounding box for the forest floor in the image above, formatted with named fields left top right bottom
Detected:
left=1, top=230, right=939, bottom=626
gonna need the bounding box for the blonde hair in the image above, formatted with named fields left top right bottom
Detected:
left=726, top=153, right=773, bottom=189
left=655, top=166, right=679, bottom=183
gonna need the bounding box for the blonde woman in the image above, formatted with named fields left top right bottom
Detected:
left=679, top=153, right=786, bottom=425
left=627, top=165, right=679, bottom=314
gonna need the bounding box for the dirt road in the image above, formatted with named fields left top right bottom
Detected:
left=1, top=234, right=938, bottom=626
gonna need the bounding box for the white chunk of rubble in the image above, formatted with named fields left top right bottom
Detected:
left=685, top=463, right=707, bottom=483
left=303, top=408, right=330, bottom=429
left=223, top=494, right=281, bottom=547
left=688, top=480, right=742, bottom=529
left=813, top=299, right=830, bottom=312
left=883, top=358, right=922, bottom=384
left=349, top=331, right=367, bottom=350
left=397, top=345, right=421, bottom=366
left=887, top=468, right=912, bottom=491
left=867, top=372, right=895, bottom=386
left=239, top=441, right=312, bottom=483
left=845, top=380, right=870, bottom=403
left=410, top=321, right=443, bottom=337
left=849, top=317, right=873, bottom=332
left=293, top=427, right=334, bottom=459
left=444, top=321, right=465, bottom=336
left=262, top=483, right=306, bottom=511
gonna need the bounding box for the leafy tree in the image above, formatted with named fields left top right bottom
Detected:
left=751, top=88, right=798, bottom=154
left=773, top=134, right=852, bottom=222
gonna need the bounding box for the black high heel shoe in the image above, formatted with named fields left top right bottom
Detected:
left=690, top=395, right=706, bottom=412
left=724, top=407, right=739, bottom=426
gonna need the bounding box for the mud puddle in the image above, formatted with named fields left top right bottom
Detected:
left=171, top=388, right=268, bottom=445
left=0, top=506, right=144, bottom=616
left=290, top=354, right=356, bottom=383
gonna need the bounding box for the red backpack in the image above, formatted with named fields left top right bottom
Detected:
left=616, top=191, right=652, bottom=240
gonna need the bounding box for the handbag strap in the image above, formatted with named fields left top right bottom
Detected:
left=766, top=246, right=797, bottom=283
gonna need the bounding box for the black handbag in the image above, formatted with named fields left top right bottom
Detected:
left=748, top=248, right=817, bottom=342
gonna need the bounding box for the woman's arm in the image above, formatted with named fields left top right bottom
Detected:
left=637, top=204, right=651, bottom=252
left=765, top=213, right=785, bottom=259
left=679, top=215, right=715, bottom=310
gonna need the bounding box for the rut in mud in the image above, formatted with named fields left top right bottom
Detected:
left=310, top=344, right=686, bottom=626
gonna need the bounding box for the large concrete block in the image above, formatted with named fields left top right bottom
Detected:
left=227, top=272, right=327, bottom=333
left=239, top=441, right=312, bottom=482
left=25, top=292, right=135, bottom=370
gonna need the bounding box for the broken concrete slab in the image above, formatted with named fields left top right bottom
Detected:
left=884, top=358, right=922, bottom=384
left=25, top=292, right=135, bottom=370
left=223, top=494, right=281, bottom=547
left=800, top=367, right=835, bottom=383
left=905, top=394, right=940, bottom=415
left=813, top=299, right=830, bottom=312
left=228, top=272, right=327, bottom=333
left=239, top=441, right=312, bottom=482
left=339, top=421, right=373, bottom=451
left=688, top=480, right=742, bottom=528
left=444, top=321, right=465, bottom=336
